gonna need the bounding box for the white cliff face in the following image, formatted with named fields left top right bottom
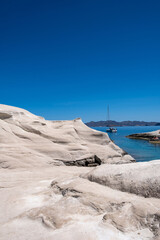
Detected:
left=1, top=104, right=160, bottom=240
left=0, top=104, right=134, bottom=169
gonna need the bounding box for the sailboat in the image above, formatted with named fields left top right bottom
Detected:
left=106, top=127, right=117, bottom=133
left=106, top=105, right=117, bottom=133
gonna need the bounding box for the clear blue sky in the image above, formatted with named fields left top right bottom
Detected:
left=0, top=0, right=160, bottom=122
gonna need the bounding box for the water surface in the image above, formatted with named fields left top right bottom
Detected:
left=93, top=126, right=160, bottom=162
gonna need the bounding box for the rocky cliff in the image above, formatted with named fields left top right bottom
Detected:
left=0, top=104, right=134, bottom=169
left=0, top=104, right=160, bottom=240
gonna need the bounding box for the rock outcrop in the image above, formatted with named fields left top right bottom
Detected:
left=0, top=104, right=134, bottom=169
left=84, top=160, right=160, bottom=198
left=1, top=165, right=160, bottom=240
left=0, top=104, right=160, bottom=240
left=127, top=130, right=160, bottom=144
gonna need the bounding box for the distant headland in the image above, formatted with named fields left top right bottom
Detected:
left=86, top=120, right=160, bottom=127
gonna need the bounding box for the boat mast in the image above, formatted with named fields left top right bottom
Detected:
left=107, top=105, right=110, bottom=121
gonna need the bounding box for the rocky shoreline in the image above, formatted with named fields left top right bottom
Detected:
left=127, top=130, right=160, bottom=144
left=0, top=104, right=160, bottom=240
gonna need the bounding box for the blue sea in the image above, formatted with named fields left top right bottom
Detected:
left=93, top=126, right=160, bottom=162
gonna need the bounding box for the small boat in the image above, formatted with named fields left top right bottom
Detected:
left=106, top=127, right=117, bottom=133
left=106, top=105, right=117, bottom=133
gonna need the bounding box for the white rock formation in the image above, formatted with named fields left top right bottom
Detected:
left=84, top=160, right=160, bottom=198
left=0, top=104, right=160, bottom=240
left=1, top=165, right=160, bottom=240
left=0, top=104, right=134, bottom=169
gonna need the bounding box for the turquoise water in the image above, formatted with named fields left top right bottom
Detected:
left=93, top=126, right=160, bottom=162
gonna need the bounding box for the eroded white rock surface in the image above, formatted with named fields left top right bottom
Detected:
left=84, top=160, right=160, bottom=198
left=0, top=104, right=160, bottom=240
left=0, top=104, right=134, bottom=169
left=1, top=166, right=160, bottom=240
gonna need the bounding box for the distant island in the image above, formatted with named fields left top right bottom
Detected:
left=86, top=120, right=160, bottom=127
